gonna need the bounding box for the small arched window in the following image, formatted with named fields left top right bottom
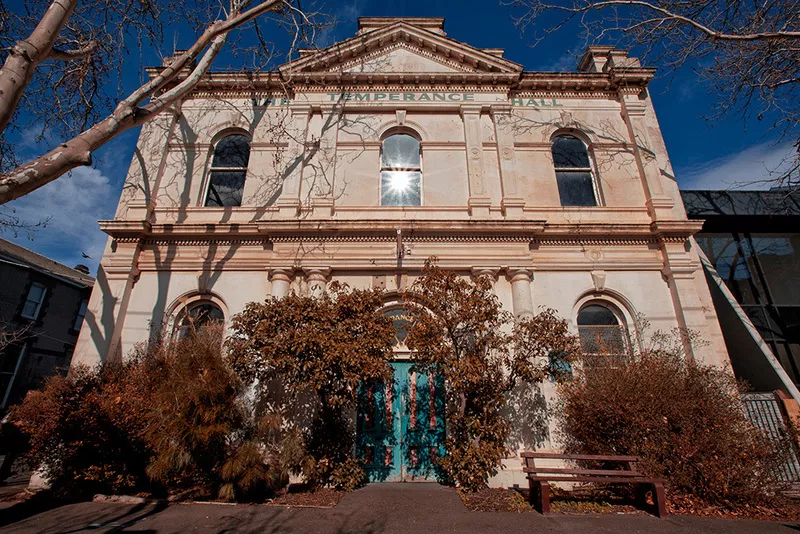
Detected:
left=380, top=133, right=421, bottom=206
left=176, top=301, right=225, bottom=339
left=384, top=307, right=412, bottom=347
left=552, top=134, right=597, bottom=207
left=204, top=134, right=250, bottom=207
left=577, top=303, right=628, bottom=369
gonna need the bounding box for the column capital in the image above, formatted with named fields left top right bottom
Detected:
left=471, top=267, right=500, bottom=282
left=507, top=267, right=534, bottom=282
left=302, top=267, right=331, bottom=280
left=269, top=268, right=294, bottom=283
left=460, top=104, right=483, bottom=116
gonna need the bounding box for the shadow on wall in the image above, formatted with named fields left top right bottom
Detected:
left=504, top=381, right=550, bottom=452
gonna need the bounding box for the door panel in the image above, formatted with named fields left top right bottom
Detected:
left=357, top=362, right=445, bottom=482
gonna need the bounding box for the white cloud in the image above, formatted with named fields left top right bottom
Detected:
left=678, top=141, right=798, bottom=190
left=1, top=166, right=119, bottom=274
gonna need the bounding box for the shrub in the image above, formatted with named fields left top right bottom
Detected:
left=12, top=324, right=287, bottom=501
left=404, top=259, right=579, bottom=490
left=557, top=346, right=788, bottom=505
left=11, top=359, right=153, bottom=497
left=227, top=283, right=395, bottom=490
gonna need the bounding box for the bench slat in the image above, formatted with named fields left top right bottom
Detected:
left=521, top=452, right=639, bottom=462
left=523, top=467, right=642, bottom=477
left=526, top=475, right=664, bottom=484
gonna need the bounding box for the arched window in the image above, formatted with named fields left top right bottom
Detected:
left=577, top=303, right=628, bottom=368
left=204, top=134, right=250, bottom=207
left=176, top=301, right=225, bottom=339
left=384, top=307, right=412, bottom=347
left=380, top=133, right=421, bottom=206
left=552, top=134, right=597, bottom=207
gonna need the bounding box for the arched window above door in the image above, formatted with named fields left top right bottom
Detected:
left=380, top=133, right=421, bottom=206
left=204, top=133, right=250, bottom=207
left=175, top=301, right=225, bottom=339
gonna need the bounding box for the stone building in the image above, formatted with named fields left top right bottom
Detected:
left=73, top=17, right=732, bottom=485
left=0, top=238, right=93, bottom=410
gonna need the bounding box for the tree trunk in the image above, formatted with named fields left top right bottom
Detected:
left=0, top=0, right=79, bottom=134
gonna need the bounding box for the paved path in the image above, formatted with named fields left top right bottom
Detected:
left=1, top=483, right=798, bottom=533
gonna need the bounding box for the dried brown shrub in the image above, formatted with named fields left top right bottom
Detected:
left=557, top=343, right=789, bottom=505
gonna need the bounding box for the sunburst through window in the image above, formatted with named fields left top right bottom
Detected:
left=380, top=134, right=421, bottom=206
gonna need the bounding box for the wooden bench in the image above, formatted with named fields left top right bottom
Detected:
left=521, top=451, right=667, bottom=517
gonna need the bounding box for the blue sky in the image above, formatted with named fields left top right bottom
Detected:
left=2, top=0, right=794, bottom=276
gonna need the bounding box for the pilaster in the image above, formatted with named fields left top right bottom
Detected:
left=276, top=104, right=312, bottom=217
left=490, top=105, right=525, bottom=218
left=461, top=104, right=490, bottom=217
left=618, top=89, right=674, bottom=219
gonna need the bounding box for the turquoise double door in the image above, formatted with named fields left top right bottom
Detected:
left=356, top=361, right=446, bottom=482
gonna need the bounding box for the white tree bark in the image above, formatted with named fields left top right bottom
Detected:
left=0, top=0, right=80, bottom=134
left=0, top=0, right=286, bottom=205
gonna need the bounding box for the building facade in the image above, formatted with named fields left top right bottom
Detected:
left=73, top=18, right=731, bottom=485
left=0, top=239, right=93, bottom=410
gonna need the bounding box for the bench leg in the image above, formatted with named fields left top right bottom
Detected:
left=652, top=482, right=667, bottom=518
left=528, top=480, right=550, bottom=514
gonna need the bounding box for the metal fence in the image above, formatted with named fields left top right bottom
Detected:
left=741, top=392, right=800, bottom=483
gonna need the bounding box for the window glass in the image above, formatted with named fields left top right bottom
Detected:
left=747, top=234, right=800, bottom=306
left=211, top=134, right=250, bottom=168
left=21, top=283, right=46, bottom=319
left=177, top=302, right=224, bottom=339
left=694, top=233, right=765, bottom=305
left=552, top=135, right=596, bottom=207
left=73, top=299, right=88, bottom=331
left=556, top=172, right=596, bottom=207
left=552, top=135, right=591, bottom=168
left=381, top=134, right=420, bottom=169
left=577, top=304, right=627, bottom=368
left=381, top=171, right=421, bottom=207
left=205, top=135, right=250, bottom=207
left=385, top=308, right=411, bottom=345
left=206, top=171, right=247, bottom=207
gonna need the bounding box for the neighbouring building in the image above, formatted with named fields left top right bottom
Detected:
left=685, top=190, right=800, bottom=396
left=0, top=238, right=93, bottom=410
left=73, top=17, right=733, bottom=486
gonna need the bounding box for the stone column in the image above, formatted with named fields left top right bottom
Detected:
left=269, top=268, right=294, bottom=299
left=508, top=268, right=534, bottom=319
left=304, top=267, right=331, bottom=298
left=461, top=104, right=491, bottom=217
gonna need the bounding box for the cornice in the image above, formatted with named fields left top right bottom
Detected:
left=101, top=218, right=700, bottom=247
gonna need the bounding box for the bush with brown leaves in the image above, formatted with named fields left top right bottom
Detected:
left=557, top=347, right=789, bottom=506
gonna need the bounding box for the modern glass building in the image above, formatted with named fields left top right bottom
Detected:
left=684, top=190, right=800, bottom=392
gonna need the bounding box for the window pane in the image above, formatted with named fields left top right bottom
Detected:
left=178, top=303, right=224, bottom=339
left=552, top=135, right=590, bottom=168
left=385, top=308, right=411, bottom=345
left=556, top=171, right=596, bottom=206
left=694, top=233, right=765, bottom=305
left=381, top=171, right=421, bottom=206
left=748, top=234, right=800, bottom=306
left=27, top=284, right=44, bottom=303
left=205, top=171, right=246, bottom=207
left=211, top=135, right=250, bottom=168
left=577, top=304, right=619, bottom=326
left=22, top=300, right=39, bottom=319
left=381, top=134, right=420, bottom=169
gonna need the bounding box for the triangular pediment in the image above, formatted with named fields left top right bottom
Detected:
left=281, top=21, right=523, bottom=76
